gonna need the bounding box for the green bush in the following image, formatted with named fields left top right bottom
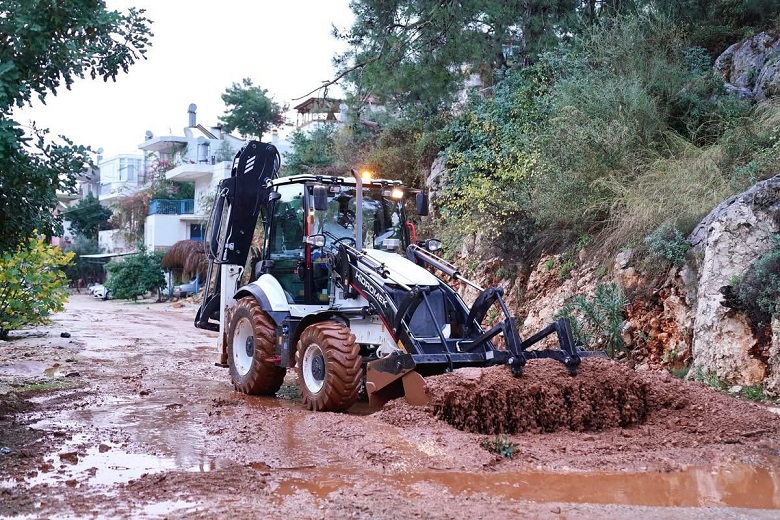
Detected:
left=644, top=222, right=690, bottom=266
left=480, top=435, right=517, bottom=460
left=557, top=283, right=628, bottom=357
left=734, top=237, right=780, bottom=325
left=105, top=250, right=165, bottom=300
left=0, top=235, right=74, bottom=340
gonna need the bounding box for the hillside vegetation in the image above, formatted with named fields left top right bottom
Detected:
left=285, top=4, right=780, bottom=269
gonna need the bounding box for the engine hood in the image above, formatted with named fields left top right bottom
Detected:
left=361, top=248, right=440, bottom=287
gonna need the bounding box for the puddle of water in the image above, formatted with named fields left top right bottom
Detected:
left=138, top=500, right=199, bottom=516
left=262, top=465, right=780, bottom=509
left=0, top=435, right=178, bottom=489
left=0, top=361, right=51, bottom=378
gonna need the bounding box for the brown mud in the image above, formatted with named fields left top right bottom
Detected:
left=426, top=361, right=649, bottom=434
left=1, top=295, right=780, bottom=519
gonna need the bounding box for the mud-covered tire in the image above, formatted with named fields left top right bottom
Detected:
left=295, top=321, right=361, bottom=412
left=227, top=297, right=285, bottom=395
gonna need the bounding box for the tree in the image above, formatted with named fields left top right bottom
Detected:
left=281, top=127, right=338, bottom=177
left=333, top=0, right=576, bottom=118
left=0, top=0, right=152, bottom=253
left=650, top=0, right=780, bottom=54
left=62, top=236, right=103, bottom=286
left=64, top=192, right=112, bottom=239
left=105, top=250, right=165, bottom=300
left=0, top=235, right=73, bottom=339
left=219, top=78, right=285, bottom=139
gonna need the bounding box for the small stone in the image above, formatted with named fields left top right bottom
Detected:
left=60, top=332, right=71, bottom=338
left=0, top=447, right=11, bottom=455
left=551, top=506, right=561, bottom=514
left=98, top=444, right=111, bottom=453
left=139, top=389, right=151, bottom=396
left=64, top=372, right=80, bottom=378
left=59, top=452, right=79, bottom=464
left=728, top=385, right=743, bottom=394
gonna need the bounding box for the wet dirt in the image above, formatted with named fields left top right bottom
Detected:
left=1, top=295, right=780, bottom=519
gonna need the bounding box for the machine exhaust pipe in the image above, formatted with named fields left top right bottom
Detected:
left=351, top=169, right=363, bottom=250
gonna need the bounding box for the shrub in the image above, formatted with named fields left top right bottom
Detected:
left=644, top=222, right=690, bottom=266
left=480, top=435, right=517, bottom=460
left=0, top=235, right=74, bottom=340
left=733, top=237, right=780, bottom=325
left=557, top=283, right=628, bottom=357
left=105, top=250, right=166, bottom=300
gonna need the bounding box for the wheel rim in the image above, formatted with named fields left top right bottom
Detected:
left=232, top=317, right=254, bottom=377
left=302, top=342, right=326, bottom=394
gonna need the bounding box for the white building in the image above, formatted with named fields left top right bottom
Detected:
left=139, top=104, right=244, bottom=252
left=97, top=154, right=144, bottom=205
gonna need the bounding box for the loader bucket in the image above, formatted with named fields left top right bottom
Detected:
left=365, top=354, right=429, bottom=408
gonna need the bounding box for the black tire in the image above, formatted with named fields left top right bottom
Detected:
left=227, top=297, right=285, bottom=395
left=295, top=321, right=361, bottom=412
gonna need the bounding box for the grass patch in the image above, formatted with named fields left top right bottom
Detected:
left=668, top=366, right=690, bottom=379
left=15, top=380, right=73, bottom=393
left=740, top=385, right=765, bottom=402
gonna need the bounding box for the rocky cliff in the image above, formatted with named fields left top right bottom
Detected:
left=715, top=30, right=780, bottom=101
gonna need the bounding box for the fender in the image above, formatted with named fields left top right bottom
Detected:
left=233, top=274, right=290, bottom=326
left=290, top=311, right=351, bottom=356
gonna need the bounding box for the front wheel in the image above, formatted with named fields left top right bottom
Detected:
left=227, top=297, right=285, bottom=395
left=295, top=322, right=361, bottom=412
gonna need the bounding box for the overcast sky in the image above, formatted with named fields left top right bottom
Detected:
left=13, top=0, right=355, bottom=157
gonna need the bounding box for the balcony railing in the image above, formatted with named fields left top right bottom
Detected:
left=149, top=199, right=194, bottom=215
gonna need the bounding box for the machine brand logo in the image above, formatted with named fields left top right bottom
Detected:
left=355, top=271, right=389, bottom=309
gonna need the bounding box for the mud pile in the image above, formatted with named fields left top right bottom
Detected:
left=425, top=359, right=649, bottom=434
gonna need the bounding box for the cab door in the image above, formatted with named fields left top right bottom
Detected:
left=265, top=183, right=306, bottom=303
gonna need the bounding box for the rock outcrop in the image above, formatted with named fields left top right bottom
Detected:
left=767, top=319, right=780, bottom=396
left=484, top=174, right=779, bottom=393
left=714, top=30, right=780, bottom=102
left=686, top=175, right=780, bottom=386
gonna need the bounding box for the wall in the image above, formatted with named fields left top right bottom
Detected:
left=98, top=229, right=132, bottom=254
left=144, top=214, right=188, bottom=252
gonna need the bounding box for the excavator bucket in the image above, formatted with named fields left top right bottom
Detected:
left=365, top=354, right=429, bottom=408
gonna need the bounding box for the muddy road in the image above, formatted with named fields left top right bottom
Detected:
left=1, top=295, right=780, bottom=519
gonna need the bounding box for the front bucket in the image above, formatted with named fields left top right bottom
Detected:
left=365, top=355, right=429, bottom=408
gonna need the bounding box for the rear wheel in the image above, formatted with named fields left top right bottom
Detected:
left=296, top=322, right=361, bottom=412
left=227, top=297, right=285, bottom=395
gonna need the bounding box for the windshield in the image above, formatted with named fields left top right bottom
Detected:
left=312, top=185, right=405, bottom=251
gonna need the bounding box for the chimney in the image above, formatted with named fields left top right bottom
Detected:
left=188, top=103, right=197, bottom=127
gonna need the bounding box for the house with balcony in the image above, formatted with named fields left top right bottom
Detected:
left=140, top=104, right=244, bottom=252
left=97, top=154, right=145, bottom=206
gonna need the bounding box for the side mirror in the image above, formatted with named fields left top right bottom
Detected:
left=416, top=192, right=429, bottom=217
left=268, top=191, right=281, bottom=202
left=313, top=185, right=328, bottom=211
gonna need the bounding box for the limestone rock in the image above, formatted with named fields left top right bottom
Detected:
left=714, top=30, right=780, bottom=102
left=766, top=318, right=780, bottom=398
left=687, top=174, right=780, bottom=385
left=425, top=156, right=448, bottom=219
left=520, top=254, right=598, bottom=348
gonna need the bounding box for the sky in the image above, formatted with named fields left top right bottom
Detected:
left=13, top=0, right=355, bottom=157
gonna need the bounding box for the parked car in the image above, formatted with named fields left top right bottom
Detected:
left=173, top=280, right=197, bottom=298
left=90, top=284, right=112, bottom=300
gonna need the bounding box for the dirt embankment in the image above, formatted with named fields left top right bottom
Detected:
left=1, top=295, right=780, bottom=519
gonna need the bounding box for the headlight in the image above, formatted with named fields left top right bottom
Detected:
left=304, top=234, right=326, bottom=248
left=425, top=239, right=442, bottom=252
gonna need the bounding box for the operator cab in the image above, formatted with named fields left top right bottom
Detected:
left=259, top=177, right=410, bottom=306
